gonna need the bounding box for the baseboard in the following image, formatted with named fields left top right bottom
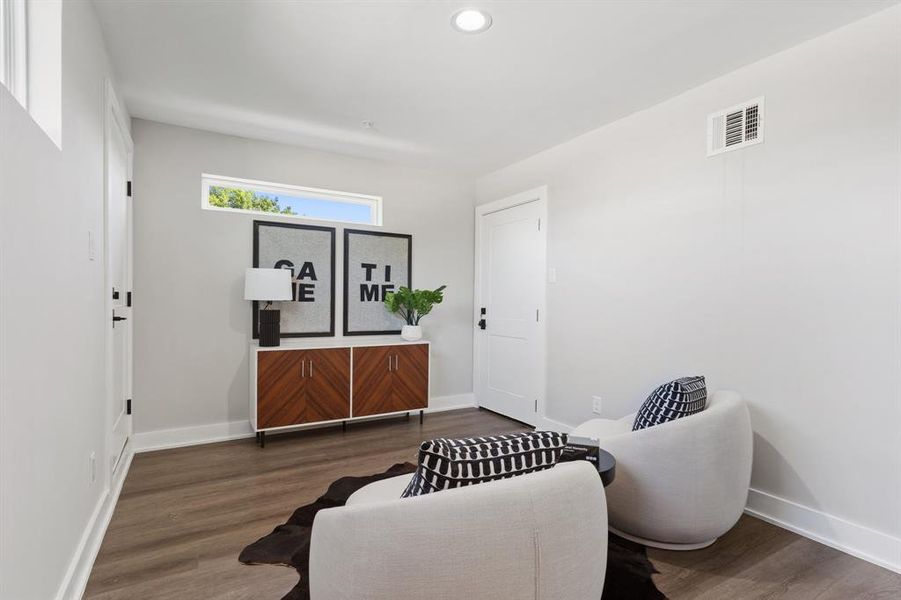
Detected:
left=745, top=487, right=901, bottom=574
left=55, top=443, right=134, bottom=600
left=471, top=395, right=575, bottom=432
left=53, top=397, right=477, bottom=597
left=488, top=409, right=900, bottom=573
left=426, top=392, right=475, bottom=412
left=533, top=415, right=574, bottom=433
left=54, top=410, right=900, bottom=600
left=132, top=393, right=477, bottom=453
left=132, top=420, right=255, bottom=452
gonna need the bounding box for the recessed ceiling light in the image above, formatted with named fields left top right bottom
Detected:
left=451, top=8, right=492, bottom=34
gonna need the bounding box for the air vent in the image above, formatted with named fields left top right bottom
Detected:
left=707, top=97, right=764, bottom=156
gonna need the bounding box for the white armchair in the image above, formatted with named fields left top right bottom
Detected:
left=309, top=461, right=608, bottom=600
left=571, top=390, right=752, bottom=550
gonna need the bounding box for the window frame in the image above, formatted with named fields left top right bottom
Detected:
left=201, top=174, right=383, bottom=226
left=0, top=0, right=28, bottom=107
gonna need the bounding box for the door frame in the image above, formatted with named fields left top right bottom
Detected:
left=103, top=78, right=134, bottom=480
left=472, top=186, right=548, bottom=426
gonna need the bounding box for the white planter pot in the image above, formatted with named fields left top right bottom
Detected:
left=401, top=325, right=422, bottom=341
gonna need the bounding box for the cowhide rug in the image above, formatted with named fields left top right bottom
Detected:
left=239, top=463, right=666, bottom=600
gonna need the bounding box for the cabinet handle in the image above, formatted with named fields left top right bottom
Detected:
left=387, top=355, right=392, bottom=372
left=301, top=359, right=305, bottom=378
left=394, top=354, right=399, bottom=371
left=309, top=359, right=313, bottom=377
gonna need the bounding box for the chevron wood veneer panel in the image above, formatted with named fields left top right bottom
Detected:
left=393, top=343, right=429, bottom=411
left=258, top=350, right=307, bottom=428
left=258, top=349, right=351, bottom=428
left=305, top=348, right=351, bottom=422
left=353, top=344, right=428, bottom=417
left=352, top=345, right=396, bottom=417
left=254, top=342, right=427, bottom=434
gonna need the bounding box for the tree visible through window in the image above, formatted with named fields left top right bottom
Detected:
left=201, top=175, right=382, bottom=225
left=209, top=186, right=296, bottom=215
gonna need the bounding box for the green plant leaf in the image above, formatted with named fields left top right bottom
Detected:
left=382, top=285, right=446, bottom=325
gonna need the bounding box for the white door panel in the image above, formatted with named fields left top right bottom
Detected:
left=106, top=87, right=133, bottom=477
left=475, top=197, right=545, bottom=424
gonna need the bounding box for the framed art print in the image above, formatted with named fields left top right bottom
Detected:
left=253, top=220, right=336, bottom=337
left=343, top=229, right=412, bottom=335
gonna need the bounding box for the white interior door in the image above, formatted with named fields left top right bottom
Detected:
left=474, top=192, right=546, bottom=425
left=105, top=84, right=133, bottom=476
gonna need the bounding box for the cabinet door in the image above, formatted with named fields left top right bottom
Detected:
left=392, top=343, right=429, bottom=411
left=257, top=350, right=306, bottom=429
left=305, top=348, right=351, bottom=422
left=352, top=345, right=396, bottom=417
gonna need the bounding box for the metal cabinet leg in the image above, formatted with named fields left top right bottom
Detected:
left=342, top=420, right=347, bottom=432
left=260, top=431, right=266, bottom=448
left=420, top=410, right=424, bottom=424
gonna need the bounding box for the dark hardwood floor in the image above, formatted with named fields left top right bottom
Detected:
left=84, top=408, right=901, bottom=599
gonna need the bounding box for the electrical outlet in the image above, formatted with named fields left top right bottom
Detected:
left=592, top=396, right=603, bottom=415
left=89, top=452, right=97, bottom=483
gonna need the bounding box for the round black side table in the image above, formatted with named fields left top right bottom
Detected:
left=597, top=448, right=616, bottom=487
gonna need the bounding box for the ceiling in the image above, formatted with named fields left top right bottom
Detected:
left=93, top=0, right=895, bottom=174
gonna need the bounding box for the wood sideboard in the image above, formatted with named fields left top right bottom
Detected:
left=250, top=338, right=429, bottom=446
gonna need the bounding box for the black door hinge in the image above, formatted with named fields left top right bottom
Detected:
left=126, top=291, right=132, bottom=307
left=127, top=181, right=132, bottom=197
left=126, top=399, right=132, bottom=415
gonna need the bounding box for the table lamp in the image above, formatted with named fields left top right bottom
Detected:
left=245, top=268, right=293, bottom=347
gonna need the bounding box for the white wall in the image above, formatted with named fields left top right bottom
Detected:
left=0, top=2, right=129, bottom=599
left=477, top=7, right=901, bottom=568
left=131, top=119, right=474, bottom=436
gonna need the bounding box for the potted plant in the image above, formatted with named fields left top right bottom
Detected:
left=384, top=285, right=447, bottom=341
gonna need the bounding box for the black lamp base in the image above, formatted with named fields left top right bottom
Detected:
left=259, top=309, right=281, bottom=347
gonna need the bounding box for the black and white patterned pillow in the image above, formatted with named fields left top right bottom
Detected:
left=401, top=431, right=568, bottom=498
left=632, top=376, right=707, bottom=431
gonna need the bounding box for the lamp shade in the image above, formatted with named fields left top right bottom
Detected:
left=244, top=268, right=292, bottom=302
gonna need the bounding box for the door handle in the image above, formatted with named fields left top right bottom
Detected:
left=477, top=318, right=486, bottom=330
left=112, top=311, right=127, bottom=327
